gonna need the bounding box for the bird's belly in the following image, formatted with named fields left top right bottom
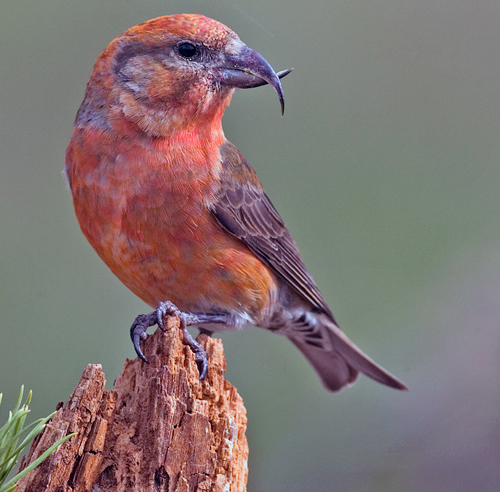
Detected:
left=73, top=174, right=278, bottom=323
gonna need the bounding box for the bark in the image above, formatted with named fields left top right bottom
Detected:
left=16, top=316, right=248, bottom=492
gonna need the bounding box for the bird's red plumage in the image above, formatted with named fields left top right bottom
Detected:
left=66, top=14, right=407, bottom=391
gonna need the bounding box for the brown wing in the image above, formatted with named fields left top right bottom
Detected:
left=213, top=140, right=334, bottom=320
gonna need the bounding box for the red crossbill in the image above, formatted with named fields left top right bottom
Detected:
left=64, top=14, right=407, bottom=391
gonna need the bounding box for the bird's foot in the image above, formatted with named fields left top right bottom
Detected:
left=130, top=311, right=159, bottom=363
left=156, top=301, right=208, bottom=380
left=130, top=301, right=226, bottom=380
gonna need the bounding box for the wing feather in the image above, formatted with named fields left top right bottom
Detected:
left=213, top=141, right=334, bottom=319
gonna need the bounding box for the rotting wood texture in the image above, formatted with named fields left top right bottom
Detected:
left=16, top=316, right=248, bottom=491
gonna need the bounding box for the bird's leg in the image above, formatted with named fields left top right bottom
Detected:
left=130, top=301, right=229, bottom=380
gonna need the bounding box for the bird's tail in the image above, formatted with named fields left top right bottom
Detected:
left=288, top=314, right=408, bottom=392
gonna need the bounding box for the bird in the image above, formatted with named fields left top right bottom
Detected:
left=64, top=14, right=407, bottom=392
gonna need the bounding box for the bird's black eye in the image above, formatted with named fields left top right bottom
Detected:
left=177, top=42, right=197, bottom=59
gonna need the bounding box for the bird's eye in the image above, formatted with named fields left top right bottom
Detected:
left=177, top=42, right=198, bottom=59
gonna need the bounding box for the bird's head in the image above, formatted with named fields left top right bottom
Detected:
left=79, top=14, right=289, bottom=138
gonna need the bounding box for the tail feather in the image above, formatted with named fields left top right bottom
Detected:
left=289, top=337, right=359, bottom=391
left=289, top=316, right=408, bottom=392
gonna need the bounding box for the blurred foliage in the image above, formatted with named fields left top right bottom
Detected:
left=0, top=387, right=74, bottom=492
left=1, top=0, right=500, bottom=490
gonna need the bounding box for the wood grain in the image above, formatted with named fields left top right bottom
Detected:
left=17, top=316, right=248, bottom=491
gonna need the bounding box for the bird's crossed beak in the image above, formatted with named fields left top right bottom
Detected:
left=220, top=46, right=292, bottom=115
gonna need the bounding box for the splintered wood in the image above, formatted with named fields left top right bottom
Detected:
left=16, top=317, right=248, bottom=492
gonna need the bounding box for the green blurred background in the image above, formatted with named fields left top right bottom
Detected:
left=2, top=0, right=500, bottom=490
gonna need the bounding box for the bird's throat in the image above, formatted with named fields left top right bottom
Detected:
left=116, top=84, right=232, bottom=139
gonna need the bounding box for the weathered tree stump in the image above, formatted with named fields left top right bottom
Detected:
left=16, top=316, right=248, bottom=491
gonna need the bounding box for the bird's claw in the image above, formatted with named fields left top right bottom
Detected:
left=130, top=312, right=158, bottom=363
left=130, top=301, right=209, bottom=381
left=156, top=300, right=182, bottom=331
left=181, top=328, right=209, bottom=380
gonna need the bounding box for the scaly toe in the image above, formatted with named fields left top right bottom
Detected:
left=156, top=300, right=182, bottom=331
